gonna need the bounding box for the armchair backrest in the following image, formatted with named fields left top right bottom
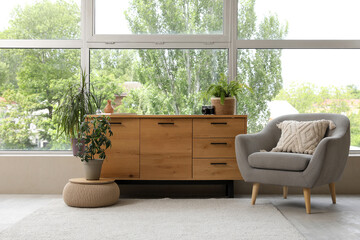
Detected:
left=266, top=113, right=350, bottom=142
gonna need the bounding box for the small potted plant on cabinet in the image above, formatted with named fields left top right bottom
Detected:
left=207, top=74, right=251, bottom=115
left=76, top=116, right=113, bottom=180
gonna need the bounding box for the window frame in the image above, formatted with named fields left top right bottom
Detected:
left=87, top=0, right=230, bottom=43
left=0, top=0, right=358, bottom=154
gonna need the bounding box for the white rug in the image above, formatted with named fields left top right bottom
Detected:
left=0, top=198, right=304, bottom=240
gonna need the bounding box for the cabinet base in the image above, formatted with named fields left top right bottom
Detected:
left=115, top=180, right=234, bottom=198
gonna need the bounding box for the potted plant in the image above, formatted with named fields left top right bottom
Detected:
left=207, top=74, right=251, bottom=115
left=76, top=116, right=113, bottom=180
left=54, top=69, right=95, bottom=155
left=91, top=85, right=105, bottom=115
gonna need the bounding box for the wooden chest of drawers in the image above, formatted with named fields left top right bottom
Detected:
left=100, top=115, right=246, bottom=181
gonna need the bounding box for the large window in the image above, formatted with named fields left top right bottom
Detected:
left=0, top=0, right=81, bottom=151
left=237, top=49, right=360, bottom=149
left=0, top=0, right=359, bottom=153
left=90, top=49, right=227, bottom=114
left=0, top=49, right=80, bottom=150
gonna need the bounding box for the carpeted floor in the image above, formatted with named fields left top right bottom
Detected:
left=0, top=198, right=304, bottom=240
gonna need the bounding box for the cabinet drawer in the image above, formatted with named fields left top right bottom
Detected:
left=101, top=119, right=140, bottom=179
left=193, top=118, right=246, bottom=138
left=193, top=138, right=235, bottom=158
left=140, top=119, right=192, bottom=179
left=193, top=159, right=242, bottom=180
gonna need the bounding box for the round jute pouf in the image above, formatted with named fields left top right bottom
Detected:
left=63, top=178, right=120, bottom=208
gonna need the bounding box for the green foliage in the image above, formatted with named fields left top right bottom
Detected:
left=54, top=69, right=94, bottom=139
left=275, top=82, right=360, bottom=147
left=4, top=0, right=80, bottom=39
left=76, top=116, right=113, bottom=162
left=0, top=0, right=80, bottom=150
left=115, top=48, right=227, bottom=115
left=0, top=0, right=289, bottom=150
left=120, top=0, right=228, bottom=114
left=206, top=74, right=251, bottom=105
left=125, top=0, right=223, bottom=34
left=121, top=0, right=287, bottom=132
left=236, top=0, right=288, bottom=132
left=91, top=85, right=105, bottom=111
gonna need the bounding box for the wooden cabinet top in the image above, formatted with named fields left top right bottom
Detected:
left=89, top=114, right=247, bottom=119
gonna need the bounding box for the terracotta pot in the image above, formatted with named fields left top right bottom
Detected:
left=83, top=159, right=104, bottom=180
left=211, top=97, right=236, bottom=115
left=104, top=100, right=114, bottom=113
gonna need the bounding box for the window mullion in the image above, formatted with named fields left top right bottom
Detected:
left=228, top=0, right=238, bottom=82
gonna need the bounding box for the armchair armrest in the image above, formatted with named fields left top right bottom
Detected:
left=235, top=126, right=280, bottom=177
left=304, top=128, right=350, bottom=187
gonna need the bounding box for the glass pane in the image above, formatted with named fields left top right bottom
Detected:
left=0, top=0, right=81, bottom=40
left=238, top=0, right=360, bottom=40
left=237, top=49, right=360, bottom=149
left=95, top=0, right=223, bottom=35
left=0, top=49, right=81, bottom=150
left=90, top=49, right=228, bottom=114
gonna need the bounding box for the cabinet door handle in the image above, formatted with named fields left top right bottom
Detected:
left=211, top=162, right=227, bottom=165
left=158, top=122, right=174, bottom=125
left=211, top=122, right=227, bottom=125
left=211, top=142, right=228, bottom=145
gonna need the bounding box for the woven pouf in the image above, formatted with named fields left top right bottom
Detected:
left=63, top=178, right=120, bottom=208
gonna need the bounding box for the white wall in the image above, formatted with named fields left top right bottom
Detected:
left=0, top=155, right=359, bottom=194
left=0, top=155, right=82, bottom=194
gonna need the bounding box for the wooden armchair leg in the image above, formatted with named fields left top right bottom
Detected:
left=303, top=188, right=311, bottom=214
left=283, top=186, right=288, bottom=199
left=329, top=183, right=336, bottom=204
left=251, top=183, right=260, bottom=205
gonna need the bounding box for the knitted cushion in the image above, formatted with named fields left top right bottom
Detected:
left=271, top=119, right=336, bottom=155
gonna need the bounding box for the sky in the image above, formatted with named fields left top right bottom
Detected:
left=1, top=0, right=360, bottom=89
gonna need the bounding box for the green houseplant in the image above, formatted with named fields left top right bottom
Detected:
left=207, top=74, right=251, bottom=115
left=54, top=69, right=95, bottom=155
left=76, top=116, right=113, bottom=180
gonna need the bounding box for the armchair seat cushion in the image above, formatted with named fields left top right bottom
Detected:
left=248, top=152, right=311, bottom=172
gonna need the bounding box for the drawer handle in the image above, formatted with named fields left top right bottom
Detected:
left=211, top=162, right=227, bottom=165
left=112, top=122, right=122, bottom=125
left=211, top=122, right=227, bottom=125
left=211, top=142, right=228, bottom=145
left=158, top=122, right=175, bottom=125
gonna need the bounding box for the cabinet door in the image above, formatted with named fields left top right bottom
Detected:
left=101, top=119, right=140, bottom=179
left=140, top=119, right=192, bottom=180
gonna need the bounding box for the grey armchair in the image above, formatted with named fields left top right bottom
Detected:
left=235, top=113, right=350, bottom=214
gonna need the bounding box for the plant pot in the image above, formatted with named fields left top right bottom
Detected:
left=211, top=97, right=236, bottom=115
left=71, top=138, right=85, bottom=156
left=83, top=159, right=104, bottom=180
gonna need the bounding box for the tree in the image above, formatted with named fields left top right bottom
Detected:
left=237, top=0, right=288, bottom=132
left=119, top=0, right=287, bottom=133
left=275, top=82, right=360, bottom=147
